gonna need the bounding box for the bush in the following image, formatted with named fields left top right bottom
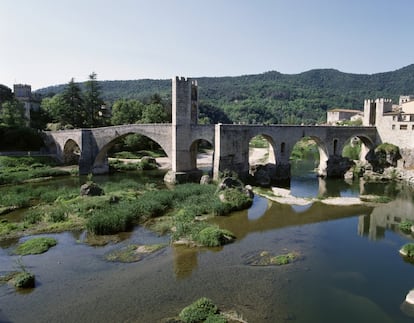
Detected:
left=179, top=297, right=219, bottom=323
left=399, top=221, right=413, bottom=233
left=14, top=272, right=35, bottom=288
left=194, top=226, right=235, bottom=247
left=220, top=188, right=252, bottom=211
left=401, top=243, right=414, bottom=257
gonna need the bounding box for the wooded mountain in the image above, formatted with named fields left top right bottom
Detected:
left=36, top=64, right=414, bottom=125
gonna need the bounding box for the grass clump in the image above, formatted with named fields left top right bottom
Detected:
left=399, top=221, right=413, bottom=234
left=179, top=297, right=219, bottom=323
left=14, top=237, right=57, bottom=255
left=86, top=204, right=134, bottom=235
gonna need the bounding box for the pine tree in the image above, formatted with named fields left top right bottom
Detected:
left=83, top=72, right=104, bottom=127
left=61, top=78, right=84, bottom=128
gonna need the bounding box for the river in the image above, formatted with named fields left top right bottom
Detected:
left=1, top=163, right=414, bottom=322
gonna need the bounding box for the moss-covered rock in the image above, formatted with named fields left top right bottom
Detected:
left=244, top=250, right=300, bottom=266
left=104, top=244, right=166, bottom=263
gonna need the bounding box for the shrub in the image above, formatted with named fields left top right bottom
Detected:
left=179, top=297, right=219, bottom=323
left=220, top=188, right=252, bottom=211
left=13, top=272, right=35, bottom=288
left=401, top=243, right=414, bottom=257
left=14, top=237, right=57, bottom=255
left=399, top=221, right=413, bottom=233
left=194, top=226, right=235, bottom=247
left=204, top=314, right=227, bottom=323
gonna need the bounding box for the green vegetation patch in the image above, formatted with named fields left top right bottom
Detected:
left=400, top=243, right=414, bottom=258
left=399, top=221, right=413, bottom=234
left=194, top=226, right=235, bottom=247
left=244, top=250, right=299, bottom=266
left=14, top=237, right=57, bottom=255
left=0, top=156, right=70, bottom=185
left=13, top=271, right=35, bottom=288
left=179, top=297, right=219, bottom=323
left=104, top=243, right=166, bottom=263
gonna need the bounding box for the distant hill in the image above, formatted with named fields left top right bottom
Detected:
left=36, top=64, right=414, bottom=125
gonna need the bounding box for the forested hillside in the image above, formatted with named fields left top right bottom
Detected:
left=36, top=64, right=414, bottom=125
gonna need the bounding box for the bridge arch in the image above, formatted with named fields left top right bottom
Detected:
left=290, top=135, right=329, bottom=177
left=63, top=139, right=81, bottom=165
left=189, top=138, right=214, bottom=173
left=339, top=134, right=375, bottom=162
left=92, top=131, right=170, bottom=173
left=248, top=134, right=276, bottom=166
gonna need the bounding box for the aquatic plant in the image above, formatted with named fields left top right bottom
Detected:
left=14, top=237, right=57, bottom=255
left=400, top=243, right=414, bottom=258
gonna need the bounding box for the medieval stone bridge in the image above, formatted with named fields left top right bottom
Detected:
left=43, top=77, right=379, bottom=182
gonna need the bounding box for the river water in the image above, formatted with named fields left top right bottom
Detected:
left=1, top=163, right=414, bottom=323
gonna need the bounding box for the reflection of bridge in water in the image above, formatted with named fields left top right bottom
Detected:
left=43, top=77, right=379, bottom=182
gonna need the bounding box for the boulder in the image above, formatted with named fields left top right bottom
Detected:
left=249, top=163, right=291, bottom=186
left=326, top=155, right=354, bottom=178
left=80, top=182, right=104, bottom=196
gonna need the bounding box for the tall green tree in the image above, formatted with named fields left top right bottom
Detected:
left=0, top=99, right=26, bottom=127
left=61, top=78, right=84, bottom=127
left=111, top=99, right=144, bottom=125
left=84, top=72, right=104, bottom=127
left=140, top=103, right=168, bottom=123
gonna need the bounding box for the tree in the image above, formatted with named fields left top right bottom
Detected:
left=61, top=78, right=84, bottom=127
left=111, top=99, right=144, bottom=125
left=40, top=95, right=68, bottom=127
left=140, top=103, right=168, bottom=123
left=84, top=72, right=104, bottom=127
left=0, top=84, right=13, bottom=104
left=0, top=99, right=26, bottom=127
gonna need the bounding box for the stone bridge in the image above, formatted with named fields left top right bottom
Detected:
left=43, top=77, right=379, bottom=182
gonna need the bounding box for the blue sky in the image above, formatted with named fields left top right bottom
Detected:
left=1, top=0, right=413, bottom=90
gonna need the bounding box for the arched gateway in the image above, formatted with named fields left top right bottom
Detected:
left=44, top=77, right=379, bottom=182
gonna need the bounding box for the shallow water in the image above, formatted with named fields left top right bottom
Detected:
left=1, top=165, right=414, bottom=322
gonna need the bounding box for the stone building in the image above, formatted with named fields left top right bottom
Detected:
left=363, top=95, right=414, bottom=167
left=326, top=108, right=363, bottom=124
left=13, top=84, right=41, bottom=122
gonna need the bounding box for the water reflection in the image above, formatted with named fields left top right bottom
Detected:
left=358, top=197, right=414, bottom=241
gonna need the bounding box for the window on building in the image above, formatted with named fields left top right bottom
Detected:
left=392, top=124, right=396, bottom=130
left=412, top=125, right=414, bottom=130
left=400, top=125, right=408, bottom=130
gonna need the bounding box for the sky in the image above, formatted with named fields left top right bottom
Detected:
left=1, top=0, right=414, bottom=90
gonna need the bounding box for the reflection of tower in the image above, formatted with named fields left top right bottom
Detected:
left=172, top=245, right=199, bottom=280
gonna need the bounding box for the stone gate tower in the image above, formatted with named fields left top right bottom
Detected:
left=167, top=77, right=202, bottom=182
